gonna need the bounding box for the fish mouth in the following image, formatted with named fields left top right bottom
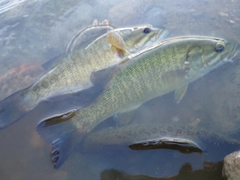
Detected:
left=155, top=28, right=169, bottom=41
left=225, top=43, right=240, bottom=62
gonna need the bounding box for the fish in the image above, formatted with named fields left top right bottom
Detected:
left=37, top=37, right=240, bottom=168
left=82, top=124, right=240, bottom=154
left=0, top=25, right=167, bottom=129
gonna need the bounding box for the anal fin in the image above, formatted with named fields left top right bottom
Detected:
left=174, top=84, right=188, bottom=103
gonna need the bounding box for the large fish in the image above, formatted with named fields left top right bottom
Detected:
left=83, top=124, right=240, bottom=154
left=37, top=37, right=240, bottom=168
left=0, top=25, right=166, bottom=129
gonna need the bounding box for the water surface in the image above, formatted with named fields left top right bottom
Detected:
left=0, top=0, right=240, bottom=179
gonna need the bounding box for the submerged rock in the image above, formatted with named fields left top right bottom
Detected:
left=0, top=63, right=45, bottom=101
left=223, top=150, right=240, bottom=180
left=101, top=161, right=224, bottom=180
left=101, top=149, right=240, bottom=180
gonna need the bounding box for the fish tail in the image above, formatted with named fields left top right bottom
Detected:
left=36, top=109, right=81, bottom=169
left=0, top=88, right=33, bottom=129
left=51, top=130, right=80, bottom=169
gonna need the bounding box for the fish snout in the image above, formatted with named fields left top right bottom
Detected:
left=233, top=43, right=240, bottom=59
left=155, top=28, right=168, bottom=41
left=225, top=43, right=240, bottom=62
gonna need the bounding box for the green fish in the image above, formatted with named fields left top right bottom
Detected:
left=0, top=25, right=166, bottom=129
left=37, top=36, right=240, bottom=168
left=83, top=124, right=240, bottom=154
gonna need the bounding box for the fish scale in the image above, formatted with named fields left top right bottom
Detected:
left=37, top=36, right=240, bottom=169
left=0, top=25, right=165, bottom=130
left=72, top=38, right=231, bottom=132
left=33, top=26, right=161, bottom=99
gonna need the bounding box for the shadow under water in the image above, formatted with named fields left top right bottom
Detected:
left=0, top=0, right=240, bottom=179
left=100, top=161, right=224, bottom=180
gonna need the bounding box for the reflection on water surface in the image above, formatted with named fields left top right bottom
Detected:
left=0, top=0, right=240, bottom=179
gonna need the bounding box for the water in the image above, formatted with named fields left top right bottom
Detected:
left=0, top=0, right=240, bottom=179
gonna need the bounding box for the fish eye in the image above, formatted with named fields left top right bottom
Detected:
left=143, top=27, right=151, bottom=34
left=215, top=43, right=225, bottom=53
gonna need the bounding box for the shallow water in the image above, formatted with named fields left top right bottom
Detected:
left=0, top=0, right=240, bottom=179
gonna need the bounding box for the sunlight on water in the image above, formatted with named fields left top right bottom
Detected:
left=0, top=0, right=240, bottom=179
left=0, top=0, right=26, bottom=14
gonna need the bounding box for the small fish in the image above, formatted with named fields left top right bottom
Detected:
left=83, top=124, right=240, bottom=154
left=37, top=37, right=240, bottom=168
left=0, top=25, right=166, bottom=129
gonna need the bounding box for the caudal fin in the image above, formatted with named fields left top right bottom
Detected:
left=0, top=89, right=32, bottom=129
left=36, top=110, right=81, bottom=169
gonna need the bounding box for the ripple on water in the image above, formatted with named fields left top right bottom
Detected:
left=0, top=0, right=27, bottom=15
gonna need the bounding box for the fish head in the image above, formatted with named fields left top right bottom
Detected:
left=220, top=40, right=240, bottom=62
left=185, top=38, right=240, bottom=79
left=116, top=25, right=168, bottom=53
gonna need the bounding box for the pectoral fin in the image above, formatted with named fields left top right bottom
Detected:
left=106, top=31, right=128, bottom=57
left=175, top=84, right=188, bottom=103
left=114, top=111, right=136, bottom=127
